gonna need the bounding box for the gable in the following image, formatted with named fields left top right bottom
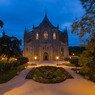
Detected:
left=35, top=14, right=56, bottom=28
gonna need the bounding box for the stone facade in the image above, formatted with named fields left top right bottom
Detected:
left=23, top=13, right=69, bottom=61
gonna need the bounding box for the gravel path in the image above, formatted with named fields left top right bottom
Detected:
left=0, top=65, right=95, bottom=95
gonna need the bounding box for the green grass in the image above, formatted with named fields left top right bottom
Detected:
left=28, top=64, right=37, bottom=66
left=26, top=66, right=73, bottom=83
left=0, top=64, right=27, bottom=84
left=0, top=70, right=17, bottom=84
left=57, top=63, right=75, bottom=67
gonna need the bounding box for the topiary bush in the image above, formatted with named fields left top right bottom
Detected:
left=64, top=58, right=70, bottom=61
left=17, top=57, right=29, bottom=65
left=54, top=69, right=63, bottom=77
left=34, top=69, right=43, bottom=77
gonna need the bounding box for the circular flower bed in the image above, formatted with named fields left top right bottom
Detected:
left=26, top=66, right=73, bottom=83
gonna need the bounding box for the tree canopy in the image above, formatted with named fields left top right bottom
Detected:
left=71, top=0, right=95, bottom=74
left=0, top=31, right=22, bottom=60
left=71, top=0, right=95, bottom=43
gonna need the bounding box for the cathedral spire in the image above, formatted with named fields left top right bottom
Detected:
left=64, top=26, right=68, bottom=34
left=65, top=26, right=67, bottom=31
left=45, top=8, right=47, bottom=17
left=25, top=26, right=26, bottom=31
left=24, top=26, right=27, bottom=34
left=64, top=26, right=68, bottom=45
left=35, top=9, right=56, bottom=28
left=3, top=30, right=5, bottom=36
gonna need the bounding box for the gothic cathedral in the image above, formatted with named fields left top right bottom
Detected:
left=23, top=13, right=69, bottom=61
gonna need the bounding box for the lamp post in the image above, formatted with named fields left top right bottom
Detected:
left=34, top=56, right=37, bottom=64
left=56, top=56, right=59, bottom=65
left=72, top=53, right=75, bottom=56
left=69, top=56, right=71, bottom=59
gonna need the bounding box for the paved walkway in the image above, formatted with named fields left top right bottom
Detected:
left=28, top=60, right=70, bottom=65
left=0, top=64, right=95, bottom=95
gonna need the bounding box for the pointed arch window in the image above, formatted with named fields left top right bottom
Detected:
left=53, top=32, right=56, bottom=40
left=44, top=31, right=48, bottom=40
left=36, top=32, right=39, bottom=40
left=61, top=48, right=64, bottom=56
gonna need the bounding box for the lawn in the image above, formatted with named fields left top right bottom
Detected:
left=57, top=63, right=75, bottom=67
left=0, top=64, right=27, bottom=84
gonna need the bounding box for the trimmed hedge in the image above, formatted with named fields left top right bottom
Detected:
left=64, top=58, right=70, bottom=61
left=17, top=57, right=29, bottom=65
left=70, top=57, right=80, bottom=67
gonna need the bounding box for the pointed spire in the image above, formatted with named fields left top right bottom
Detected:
left=3, top=30, right=5, bottom=36
left=57, top=24, right=59, bottom=29
left=45, top=8, right=47, bottom=17
left=25, top=26, right=26, bottom=31
left=36, top=9, right=56, bottom=28
left=24, top=26, right=27, bottom=34
left=64, top=26, right=68, bottom=33
left=64, top=26, right=68, bottom=45
left=33, top=24, right=35, bottom=29
left=65, top=26, right=67, bottom=31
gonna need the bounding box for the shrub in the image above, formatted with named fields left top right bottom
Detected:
left=88, top=71, right=95, bottom=82
left=64, top=58, right=70, bottom=61
left=87, top=61, right=95, bottom=72
left=54, top=69, right=63, bottom=77
left=34, top=69, right=42, bottom=77
left=17, top=65, right=25, bottom=72
left=70, top=57, right=80, bottom=67
left=17, top=57, right=29, bottom=65
left=79, top=65, right=90, bottom=74
left=0, top=63, right=12, bottom=72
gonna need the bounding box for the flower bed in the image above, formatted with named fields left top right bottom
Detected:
left=26, top=66, right=73, bottom=83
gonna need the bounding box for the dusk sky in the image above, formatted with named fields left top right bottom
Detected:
left=0, top=0, right=85, bottom=50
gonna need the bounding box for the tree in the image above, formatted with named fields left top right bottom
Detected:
left=0, top=31, right=22, bottom=60
left=0, top=20, right=4, bottom=28
left=71, top=0, right=95, bottom=43
left=10, top=36, right=22, bottom=58
left=71, top=0, right=95, bottom=74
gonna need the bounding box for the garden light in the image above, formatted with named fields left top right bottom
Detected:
left=34, top=56, right=37, bottom=64
left=72, top=53, right=75, bottom=56
left=56, top=56, right=59, bottom=65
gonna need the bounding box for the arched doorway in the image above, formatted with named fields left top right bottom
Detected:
left=43, top=52, right=49, bottom=60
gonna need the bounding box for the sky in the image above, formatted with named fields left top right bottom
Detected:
left=0, top=0, right=85, bottom=50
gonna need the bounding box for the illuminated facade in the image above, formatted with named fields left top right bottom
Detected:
left=23, top=13, right=69, bottom=60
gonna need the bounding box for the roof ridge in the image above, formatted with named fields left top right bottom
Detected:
left=35, top=13, right=56, bottom=28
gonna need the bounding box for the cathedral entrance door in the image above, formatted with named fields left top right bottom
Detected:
left=43, top=52, right=49, bottom=60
